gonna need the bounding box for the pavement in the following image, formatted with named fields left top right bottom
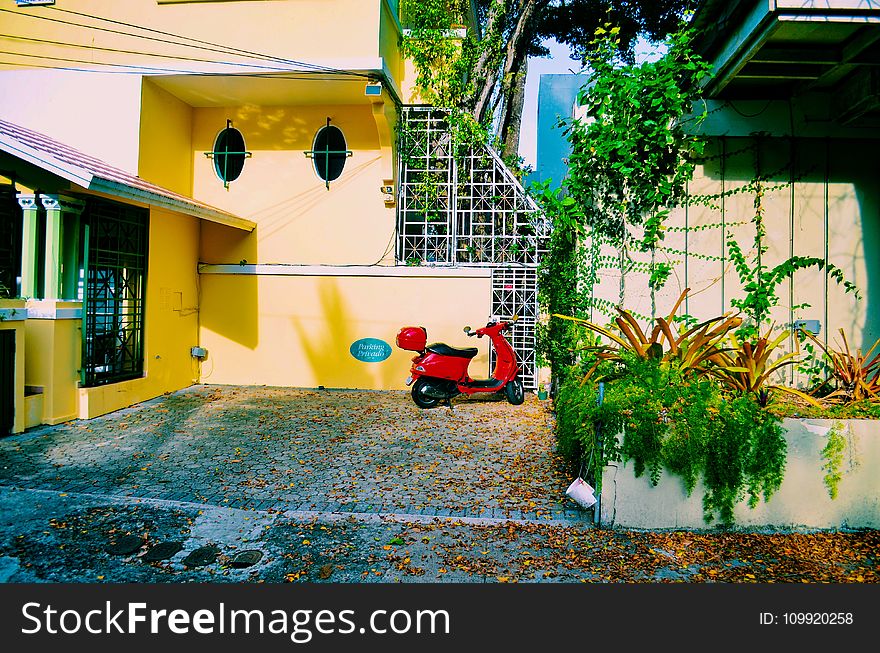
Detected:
left=0, top=385, right=877, bottom=584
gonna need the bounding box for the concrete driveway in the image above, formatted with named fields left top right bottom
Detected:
left=0, top=385, right=876, bottom=584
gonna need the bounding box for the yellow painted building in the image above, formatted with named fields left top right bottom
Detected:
left=0, top=0, right=536, bottom=433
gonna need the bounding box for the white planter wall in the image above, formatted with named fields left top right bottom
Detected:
left=599, top=418, right=880, bottom=529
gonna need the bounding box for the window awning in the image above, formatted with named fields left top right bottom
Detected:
left=0, top=118, right=255, bottom=232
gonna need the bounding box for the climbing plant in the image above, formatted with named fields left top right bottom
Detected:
left=725, top=178, right=860, bottom=341
left=562, top=24, right=711, bottom=309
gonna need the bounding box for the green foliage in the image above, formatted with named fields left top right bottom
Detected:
left=564, top=26, right=709, bottom=236
left=400, top=0, right=476, bottom=110
left=556, top=356, right=787, bottom=525
left=821, top=422, right=846, bottom=500
left=534, top=181, right=595, bottom=387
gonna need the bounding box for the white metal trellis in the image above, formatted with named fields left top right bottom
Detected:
left=490, top=268, right=539, bottom=390
left=397, top=107, right=548, bottom=266
left=397, top=106, right=546, bottom=389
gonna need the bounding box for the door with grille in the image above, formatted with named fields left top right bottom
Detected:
left=0, top=330, right=13, bottom=435
left=81, top=198, right=148, bottom=387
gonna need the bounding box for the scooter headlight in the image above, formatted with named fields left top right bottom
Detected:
left=415, top=365, right=426, bottom=372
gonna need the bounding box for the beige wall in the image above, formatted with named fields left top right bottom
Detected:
left=591, top=136, right=880, bottom=368
left=198, top=271, right=493, bottom=389
left=0, top=70, right=143, bottom=173
left=0, top=1, right=386, bottom=70
left=600, top=418, right=880, bottom=529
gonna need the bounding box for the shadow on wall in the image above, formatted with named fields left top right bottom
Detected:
left=856, top=185, right=880, bottom=348
left=198, top=272, right=260, bottom=351
left=694, top=137, right=870, bottom=347
left=198, top=219, right=259, bottom=349
left=292, top=277, right=404, bottom=390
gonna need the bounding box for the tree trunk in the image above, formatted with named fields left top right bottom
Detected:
left=468, top=1, right=507, bottom=119
left=500, top=56, right=528, bottom=160
left=472, top=0, right=542, bottom=131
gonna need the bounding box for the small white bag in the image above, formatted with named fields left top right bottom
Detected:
left=565, top=477, right=597, bottom=509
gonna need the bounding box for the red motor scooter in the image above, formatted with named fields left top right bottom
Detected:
left=396, top=316, right=524, bottom=409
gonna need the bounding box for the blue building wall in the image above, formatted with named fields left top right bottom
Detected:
left=529, top=73, right=588, bottom=189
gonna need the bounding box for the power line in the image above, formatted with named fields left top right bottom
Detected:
left=47, top=5, right=365, bottom=77
left=0, top=33, right=299, bottom=71
left=0, top=49, right=199, bottom=74
left=0, top=6, right=374, bottom=79
left=0, top=56, right=371, bottom=84
left=0, top=59, right=156, bottom=75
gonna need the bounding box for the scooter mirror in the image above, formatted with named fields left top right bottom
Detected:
left=463, top=326, right=471, bottom=333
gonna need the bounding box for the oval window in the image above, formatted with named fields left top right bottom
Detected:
left=213, top=126, right=247, bottom=184
left=312, top=125, right=347, bottom=183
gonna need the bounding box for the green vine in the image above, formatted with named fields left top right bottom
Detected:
left=726, top=179, right=860, bottom=340
left=821, top=421, right=846, bottom=500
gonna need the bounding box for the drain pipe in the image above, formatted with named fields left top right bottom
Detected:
left=593, top=381, right=605, bottom=526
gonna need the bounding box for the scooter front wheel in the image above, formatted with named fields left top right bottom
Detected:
left=504, top=378, right=524, bottom=405
left=411, top=378, right=441, bottom=409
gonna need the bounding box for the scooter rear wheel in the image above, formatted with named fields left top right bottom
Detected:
left=504, top=378, right=524, bottom=405
left=412, top=378, right=441, bottom=409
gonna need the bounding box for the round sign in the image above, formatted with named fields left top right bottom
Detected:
left=349, top=338, right=392, bottom=363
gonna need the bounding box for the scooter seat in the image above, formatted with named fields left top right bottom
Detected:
left=426, top=343, right=479, bottom=359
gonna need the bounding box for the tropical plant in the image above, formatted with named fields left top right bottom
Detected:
left=552, top=289, right=743, bottom=379
left=800, top=329, right=880, bottom=404
left=709, top=328, right=821, bottom=407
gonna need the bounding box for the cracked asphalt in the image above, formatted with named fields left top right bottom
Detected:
left=0, top=385, right=876, bottom=583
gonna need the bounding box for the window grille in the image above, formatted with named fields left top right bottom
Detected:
left=81, top=198, right=148, bottom=387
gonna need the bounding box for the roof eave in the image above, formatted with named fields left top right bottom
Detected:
left=88, top=177, right=256, bottom=232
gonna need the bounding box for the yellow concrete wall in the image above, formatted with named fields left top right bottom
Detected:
left=138, top=79, right=194, bottom=196
left=79, top=208, right=201, bottom=418
left=198, top=273, right=492, bottom=389
left=0, top=311, right=26, bottom=434
left=379, top=0, right=404, bottom=94
left=23, top=305, right=81, bottom=426
left=0, top=1, right=384, bottom=69
left=194, top=104, right=395, bottom=265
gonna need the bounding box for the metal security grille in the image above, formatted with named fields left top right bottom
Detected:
left=81, top=198, right=148, bottom=387
left=0, top=330, right=13, bottom=436
left=397, top=107, right=546, bottom=389
left=0, top=185, right=21, bottom=298
left=490, top=268, right=538, bottom=390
